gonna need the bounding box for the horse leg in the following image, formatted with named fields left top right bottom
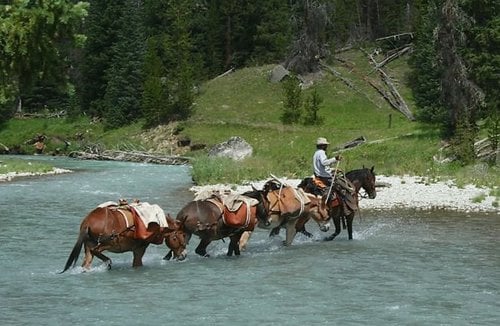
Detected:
left=295, top=216, right=313, bottom=238
left=269, top=226, right=281, bottom=237
left=132, top=245, right=148, bottom=267
left=342, top=216, right=347, bottom=229
left=90, top=247, right=112, bottom=270
left=81, top=244, right=94, bottom=270
left=324, top=212, right=341, bottom=241
left=163, top=250, right=173, bottom=260
left=346, top=213, right=355, bottom=240
left=239, top=231, right=252, bottom=251
left=195, top=238, right=211, bottom=257
left=283, top=220, right=298, bottom=246
left=227, top=234, right=241, bottom=256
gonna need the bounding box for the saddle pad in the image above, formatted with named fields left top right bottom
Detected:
left=294, top=187, right=311, bottom=205
left=129, top=202, right=168, bottom=228
left=98, top=201, right=119, bottom=208
left=223, top=194, right=259, bottom=211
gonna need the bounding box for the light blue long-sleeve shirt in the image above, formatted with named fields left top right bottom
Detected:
left=313, top=149, right=338, bottom=178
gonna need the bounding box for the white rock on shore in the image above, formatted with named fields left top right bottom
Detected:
left=0, top=168, right=72, bottom=182
left=191, top=175, right=499, bottom=213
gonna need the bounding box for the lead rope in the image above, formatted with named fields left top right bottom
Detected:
left=326, top=160, right=341, bottom=202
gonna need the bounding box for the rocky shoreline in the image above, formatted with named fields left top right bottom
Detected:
left=0, top=168, right=72, bottom=182
left=191, top=175, right=499, bottom=213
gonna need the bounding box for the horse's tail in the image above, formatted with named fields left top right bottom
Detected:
left=59, top=227, right=88, bottom=274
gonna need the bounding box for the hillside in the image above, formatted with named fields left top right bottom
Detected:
left=0, top=49, right=498, bottom=188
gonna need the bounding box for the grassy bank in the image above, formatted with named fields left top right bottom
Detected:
left=1, top=50, right=498, bottom=190
left=0, top=158, right=54, bottom=175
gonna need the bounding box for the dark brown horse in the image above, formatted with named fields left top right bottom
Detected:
left=298, top=166, right=377, bottom=240
left=60, top=202, right=187, bottom=273
left=164, top=189, right=271, bottom=258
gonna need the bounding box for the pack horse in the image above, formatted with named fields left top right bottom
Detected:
left=60, top=200, right=187, bottom=273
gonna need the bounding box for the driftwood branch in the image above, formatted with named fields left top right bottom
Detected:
left=69, top=149, right=191, bottom=165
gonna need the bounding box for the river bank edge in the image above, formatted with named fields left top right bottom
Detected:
left=1, top=167, right=498, bottom=213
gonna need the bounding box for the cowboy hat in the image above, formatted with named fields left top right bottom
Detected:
left=316, top=137, right=329, bottom=145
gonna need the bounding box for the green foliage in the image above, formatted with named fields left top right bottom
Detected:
left=450, top=118, right=477, bottom=165
left=409, top=0, right=446, bottom=125
left=101, top=1, right=145, bottom=129
left=303, top=88, right=324, bottom=125
left=0, top=158, right=53, bottom=175
left=78, top=0, right=121, bottom=117
left=142, top=0, right=196, bottom=127
left=281, top=76, right=302, bottom=124
left=0, top=0, right=88, bottom=110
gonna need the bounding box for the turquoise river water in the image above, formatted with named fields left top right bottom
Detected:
left=0, top=156, right=498, bottom=325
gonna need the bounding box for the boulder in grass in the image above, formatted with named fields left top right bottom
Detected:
left=269, top=64, right=290, bottom=83
left=208, top=136, right=253, bottom=161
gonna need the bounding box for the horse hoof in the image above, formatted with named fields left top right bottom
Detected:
left=324, top=236, right=335, bottom=241
left=303, top=231, right=313, bottom=238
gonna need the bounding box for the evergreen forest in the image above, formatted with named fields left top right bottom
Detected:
left=1, top=0, right=498, bottom=166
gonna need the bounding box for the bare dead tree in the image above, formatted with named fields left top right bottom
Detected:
left=285, top=0, right=331, bottom=74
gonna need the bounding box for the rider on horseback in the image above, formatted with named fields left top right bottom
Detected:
left=312, top=137, right=356, bottom=214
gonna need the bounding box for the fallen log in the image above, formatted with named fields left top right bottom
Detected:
left=68, top=150, right=191, bottom=165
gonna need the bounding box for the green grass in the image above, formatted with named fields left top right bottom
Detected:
left=0, top=116, right=147, bottom=154
left=1, top=49, right=498, bottom=193
left=0, top=158, right=53, bottom=174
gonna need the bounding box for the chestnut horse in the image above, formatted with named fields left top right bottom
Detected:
left=164, top=189, right=270, bottom=258
left=238, top=179, right=331, bottom=250
left=298, top=166, right=377, bottom=240
left=60, top=202, right=187, bottom=273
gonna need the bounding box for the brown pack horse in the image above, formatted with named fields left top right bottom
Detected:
left=298, top=166, right=377, bottom=240
left=60, top=203, right=187, bottom=273
left=238, top=179, right=331, bottom=250
left=164, top=189, right=271, bottom=258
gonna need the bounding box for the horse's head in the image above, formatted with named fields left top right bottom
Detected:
left=163, top=215, right=187, bottom=261
left=346, top=166, right=377, bottom=199
left=306, top=194, right=331, bottom=232
left=262, top=179, right=282, bottom=193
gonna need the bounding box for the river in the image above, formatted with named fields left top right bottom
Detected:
left=0, top=156, right=498, bottom=325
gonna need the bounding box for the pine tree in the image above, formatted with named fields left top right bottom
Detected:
left=102, top=0, right=145, bottom=129
left=142, top=0, right=197, bottom=127
left=0, top=0, right=88, bottom=115
left=281, top=75, right=302, bottom=124
left=78, top=0, right=122, bottom=118
left=409, top=0, right=446, bottom=126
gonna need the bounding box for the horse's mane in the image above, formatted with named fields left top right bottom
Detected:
left=241, top=189, right=268, bottom=223
left=345, top=166, right=375, bottom=179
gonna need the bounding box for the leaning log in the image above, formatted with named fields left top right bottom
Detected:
left=320, top=61, right=381, bottom=109
left=362, top=48, right=415, bottom=121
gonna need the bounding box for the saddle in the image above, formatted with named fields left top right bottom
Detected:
left=98, top=200, right=167, bottom=244
left=207, top=194, right=259, bottom=229
left=311, top=177, right=356, bottom=213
